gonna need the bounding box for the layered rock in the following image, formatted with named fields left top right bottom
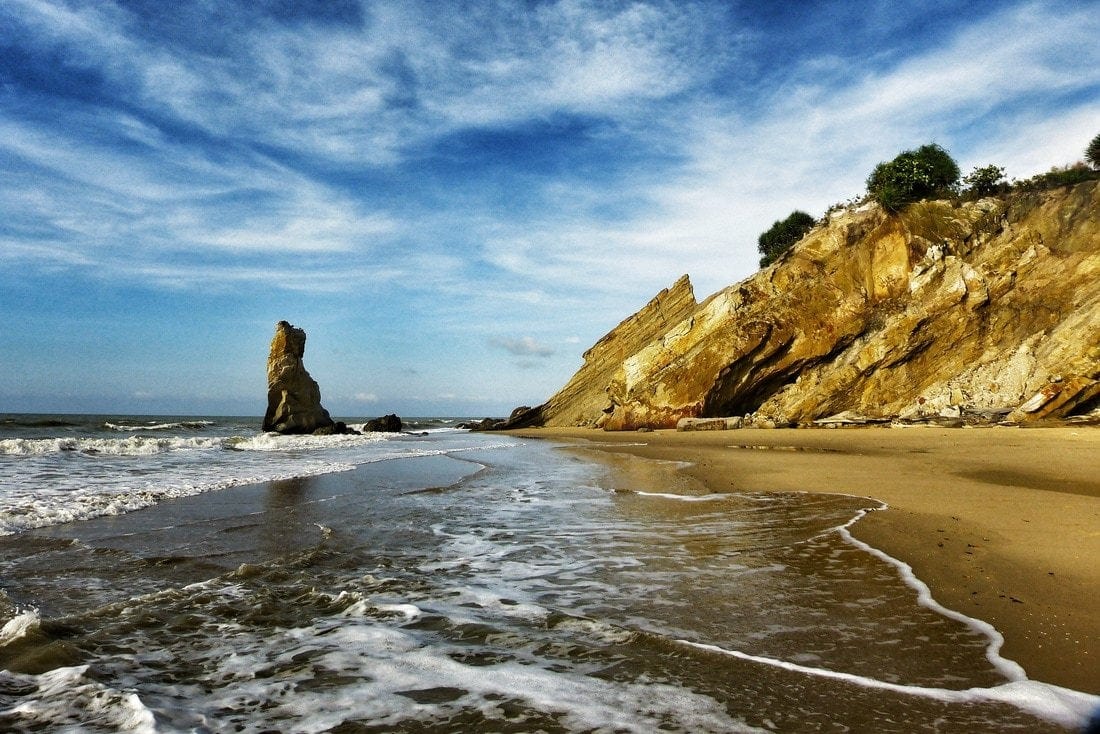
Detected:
left=262, top=321, right=336, bottom=434
left=508, top=275, right=698, bottom=429
left=530, top=181, right=1100, bottom=429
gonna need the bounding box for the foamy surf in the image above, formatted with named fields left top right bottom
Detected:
left=0, top=421, right=1091, bottom=731
left=0, top=416, right=513, bottom=536
left=678, top=639, right=1098, bottom=730
left=0, top=665, right=157, bottom=733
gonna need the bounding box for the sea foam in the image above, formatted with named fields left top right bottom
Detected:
left=678, top=639, right=1099, bottom=730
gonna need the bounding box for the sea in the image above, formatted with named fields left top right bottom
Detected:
left=0, top=413, right=1095, bottom=733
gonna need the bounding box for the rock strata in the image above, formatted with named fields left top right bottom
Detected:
left=262, top=321, right=336, bottom=434
left=525, top=182, right=1100, bottom=429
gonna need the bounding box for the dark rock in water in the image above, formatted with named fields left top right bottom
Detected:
left=313, top=421, right=359, bottom=436
left=492, top=404, right=545, bottom=430
left=460, top=405, right=545, bottom=431
left=364, top=414, right=403, bottom=433
left=262, top=321, right=335, bottom=435
left=457, top=418, right=503, bottom=430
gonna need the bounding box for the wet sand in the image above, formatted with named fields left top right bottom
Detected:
left=506, top=426, right=1100, bottom=694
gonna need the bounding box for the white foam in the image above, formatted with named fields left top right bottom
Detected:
left=0, top=610, right=40, bottom=646
left=0, top=435, right=227, bottom=456
left=0, top=427, right=519, bottom=535
left=677, top=639, right=1099, bottom=730
left=369, top=603, right=423, bottom=620
left=232, top=431, right=387, bottom=452
left=0, top=461, right=356, bottom=536
left=105, top=420, right=214, bottom=432
left=186, top=617, right=765, bottom=733
left=632, top=490, right=731, bottom=502
left=0, top=665, right=157, bottom=733
left=837, top=506, right=1027, bottom=682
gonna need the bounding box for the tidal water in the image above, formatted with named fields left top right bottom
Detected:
left=0, top=415, right=1094, bottom=732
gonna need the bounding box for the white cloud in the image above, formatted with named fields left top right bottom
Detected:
left=3, top=0, right=1097, bottom=324
left=473, top=1, right=1100, bottom=298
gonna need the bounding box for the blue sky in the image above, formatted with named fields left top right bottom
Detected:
left=2, top=0, right=1098, bottom=417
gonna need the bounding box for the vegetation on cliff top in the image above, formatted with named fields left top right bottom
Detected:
left=866, top=143, right=961, bottom=211
left=1087, top=132, right=1100, bottom=169
left=755, top=131, right=1100, bottom=269
left=757, top=211, right=816, bottom=267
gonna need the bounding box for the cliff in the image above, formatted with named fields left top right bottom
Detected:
left=262, top=321, right=336, bottom=434
left=533, top=181, right=1100, bottom=429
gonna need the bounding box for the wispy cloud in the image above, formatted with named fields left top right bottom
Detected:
left=489, top=336, right=556, bottom=358
left=1, top=0, right=1097, bottom=414
left=474, top=1, right=1100, bottom=298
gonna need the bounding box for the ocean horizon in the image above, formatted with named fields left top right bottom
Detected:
left=0, top=413, right=1094, bottom=731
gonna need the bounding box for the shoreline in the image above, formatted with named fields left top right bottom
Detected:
left=505, top=425, right=1100, bottom=695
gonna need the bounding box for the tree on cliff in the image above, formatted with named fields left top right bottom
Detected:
left=758, top=210, right=816, bottom=267
left=1087, top=132, right=1100, bottom=169
left=961, top=164, right=1006, bottom=198
left=866, top=143, right=960, bottom=211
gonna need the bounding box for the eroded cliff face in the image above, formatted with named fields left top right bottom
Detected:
left=537, top=182, right=1100, bottom=429
left=262, top=321, right=335, bottom=434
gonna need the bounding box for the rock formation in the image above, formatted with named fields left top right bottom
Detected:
left=526, top=181, right=1100, bottom=429
left=262, top=321, right=336, bottom=434
left=364, top=414, right=402, bottom=433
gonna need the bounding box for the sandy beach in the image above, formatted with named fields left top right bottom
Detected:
left=506, top=425, right=1100, bottom=695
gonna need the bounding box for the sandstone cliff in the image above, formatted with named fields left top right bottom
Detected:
left=533, top=181, right=1100, bottom=429
left=262, top=321, right=336, bottom=434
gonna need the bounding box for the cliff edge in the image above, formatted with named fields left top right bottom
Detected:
left=532, top=181, right=1100, bottom=429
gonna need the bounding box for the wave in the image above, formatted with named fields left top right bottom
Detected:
left=0, top=461, right=357, bottom=536
left=0, top=431, right=402, bottom=457
left=104, top=420, right=215, bottom=432
left=677, top=638, right=1099, bottom=730
left=0, top=436, right=229, bottom=457
left=0, top=610, right=41, bottom=648
left=0, top=665, right=157, bottom=732
left=0, top=418, right=82, bottom=429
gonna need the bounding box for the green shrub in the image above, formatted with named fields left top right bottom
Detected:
left=866, top=143, right=960, bottom=212
left=961, top=164, right=1006, bottom=198
left=1087, top=132, right=1100, bottom=170
left=1014, top=162, right=1100, bottom=191
left=758, top=210, right=816, bottom=267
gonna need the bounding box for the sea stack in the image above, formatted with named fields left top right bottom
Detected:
left=262, top=320, right=335, bottom=434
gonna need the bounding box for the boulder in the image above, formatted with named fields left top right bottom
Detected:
left=262, top=321, right=335, bottom=434
left=457, top=418, right=503, bottom=430
left=364, top=414, right=403, bottom=433
left=491, top=405, right=545, bottom=430
left=313, top=421, right=359, bottom=436
left=1008, top=377, right=1100, bottom=423
left=676, top=417, right=744, bottom=431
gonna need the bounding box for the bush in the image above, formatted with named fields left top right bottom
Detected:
left=866, top=143, right=960, bottom=211
left=961, top=164, right=1006, bottom=198
left=1014, top=162, right=1100, bottom=191
left=758, top=210, right=816, bottom=267
left=1087, top=132, right=1100, bottom=170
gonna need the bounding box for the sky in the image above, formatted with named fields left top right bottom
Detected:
left=2, top=0, right=1098, bottom=417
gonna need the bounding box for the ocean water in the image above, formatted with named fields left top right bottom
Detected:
left=0, top=414, right=1095, bottom=732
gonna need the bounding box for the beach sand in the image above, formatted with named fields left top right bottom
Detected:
left=506, top=425, right=1100, bottom=695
